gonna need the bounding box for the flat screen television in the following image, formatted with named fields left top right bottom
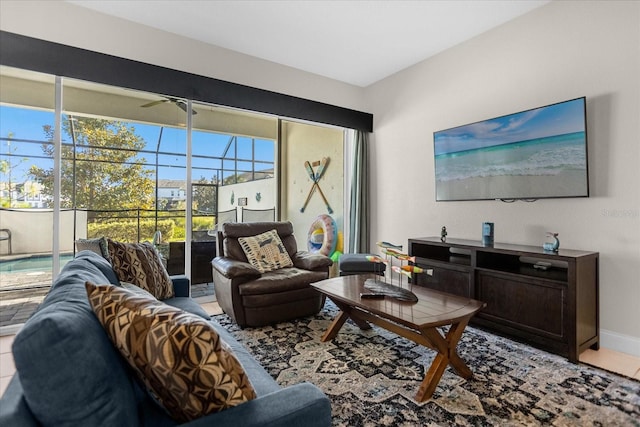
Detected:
left=433, top=97, right=589, bottom=201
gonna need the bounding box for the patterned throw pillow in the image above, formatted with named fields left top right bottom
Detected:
left=238, top=229, right=294, bottom=273
left=107, top=240, right=174, bottom=299
left=85, top=282, right=256, bottom=423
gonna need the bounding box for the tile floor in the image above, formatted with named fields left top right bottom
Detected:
left=1, top=307, right=639, bottom=396
left=0, top=333, right=15, bottom=396
left=580, top=347, right=640, bottom=379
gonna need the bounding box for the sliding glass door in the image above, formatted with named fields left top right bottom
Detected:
left=59, top=81, right=187, bottom=280
left=0, top=67, right=57, bottom=327
left=0, top=64, right=346, bottom=329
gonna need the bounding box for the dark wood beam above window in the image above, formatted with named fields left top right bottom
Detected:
left=0, top=31, right=373, bottom=132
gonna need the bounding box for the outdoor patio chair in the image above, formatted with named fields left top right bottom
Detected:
left=206, top=209, right=238, bottom=237
left=241, top=207, right=275, bottom=222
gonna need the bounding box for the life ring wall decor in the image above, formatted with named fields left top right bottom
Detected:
left=307, top=214, right=337, bottom=256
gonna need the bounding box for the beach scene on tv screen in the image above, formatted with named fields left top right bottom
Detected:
left=434, top=98, right=588, bottom=200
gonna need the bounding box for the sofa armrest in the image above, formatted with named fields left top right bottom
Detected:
left=182, top=382, right=331, bottom=427
left=170, top=275, right=190, bottom=297
left=292, top=251, right=333, bottom=271
left=211, top=257, right=261, bottom=280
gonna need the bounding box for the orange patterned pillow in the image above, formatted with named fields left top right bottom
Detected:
left=107, top=239, right=174, bottom=299
left=85, top=282, right=256, bottom=422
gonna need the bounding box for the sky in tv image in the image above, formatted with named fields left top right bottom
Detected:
left=433, top=98, right=589, bottom=200
left=434, top=98, right=585, bottom=156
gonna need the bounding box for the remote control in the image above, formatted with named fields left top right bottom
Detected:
left=360, top=293, right=384, bottom=299
left=533, top=261, right=552, bottom=270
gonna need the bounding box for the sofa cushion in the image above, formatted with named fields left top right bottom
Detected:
left=108, top=239, right=174, bottom=299
left=209, top=319, right=281, bottom=396
left=163, top=296, right=212, bottom=320
left=121, top=280, right=212, bottom=320
left=11, top=256, right=138, bottom=427
left=85, top=282, right=257, bottom=423
left=75, top=249, right=121, bottom=285
left=238, top=229, right=293, bottom=273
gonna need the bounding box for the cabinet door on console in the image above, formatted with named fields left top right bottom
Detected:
left=413, top=264, right=472, bottom=298
left=477, top=272, right=565, bottom=341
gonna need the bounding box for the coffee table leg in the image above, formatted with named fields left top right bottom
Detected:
left=415, top=319, right=473, bottom=401
left=443, top=321, right=473, bottom=379
left=321, top=310, right=350, bottom=342
left=321, top=299, right=372, bottom=342
left=333, top=300, right=372, bottom=330
left=416, top=352, right=449, bottom=401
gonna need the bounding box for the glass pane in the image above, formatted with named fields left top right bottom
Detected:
left=236, top=137, right=253, bottom=159
left=191, top=105, right=277, bottom=216
left=62, top=79, right=187, bottom=273
left=190, top=103, right=277, bottom=284
left=255, top=139, right=275, bottom=162
left=0, top=66, right=56, bottom=327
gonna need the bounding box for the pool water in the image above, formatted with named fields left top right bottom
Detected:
left=0, top=254, right=74, bottom=273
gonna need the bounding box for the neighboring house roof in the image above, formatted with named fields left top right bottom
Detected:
left=157, top=179, right=186, bottom=190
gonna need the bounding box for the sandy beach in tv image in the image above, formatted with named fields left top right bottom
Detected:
left=434, top=99, right=588, bottom=200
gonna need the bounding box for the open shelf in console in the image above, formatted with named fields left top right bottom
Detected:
left=408, top=239, right=471, bottom=266
left=476, top=251, right=569, bottom=283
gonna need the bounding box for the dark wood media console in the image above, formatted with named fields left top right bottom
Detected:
left=408, top=237, right=599, bottom=363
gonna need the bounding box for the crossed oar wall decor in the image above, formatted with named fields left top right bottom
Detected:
left=300, top=157, right=333, bottom=214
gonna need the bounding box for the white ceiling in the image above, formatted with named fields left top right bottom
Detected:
left=67, top=0, right=550, bottom=87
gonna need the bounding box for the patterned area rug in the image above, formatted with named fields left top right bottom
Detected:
left=213, top=302, right=640, bottom=426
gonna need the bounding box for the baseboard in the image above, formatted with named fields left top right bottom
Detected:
left=0, top=323, right=23, bottom=337
left=600, top=329, right=640, bottom=358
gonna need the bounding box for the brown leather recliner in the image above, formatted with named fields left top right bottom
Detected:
left=211, top=221, right=332, bottom=327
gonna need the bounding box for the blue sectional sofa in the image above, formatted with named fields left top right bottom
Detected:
left=0, top=250, right=331, bottom=427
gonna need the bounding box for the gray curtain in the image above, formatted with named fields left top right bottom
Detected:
left=349, top=130, right=370, bottom=253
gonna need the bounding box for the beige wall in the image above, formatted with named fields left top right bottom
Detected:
left=281, top=121, right=344, bottom=252
left=365, top=1, right=640, bottom=355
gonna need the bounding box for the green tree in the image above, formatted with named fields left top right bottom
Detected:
left=192, top=177, right=217, bottom=214
left=1, top=132, right=29, bottom=207
left=29, top=118, right=155, bottom=213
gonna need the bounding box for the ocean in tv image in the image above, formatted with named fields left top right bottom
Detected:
left=434, top=98, right=589, bottom=200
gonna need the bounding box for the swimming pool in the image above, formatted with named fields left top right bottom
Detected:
left=0, top=254, right=74, bottom=274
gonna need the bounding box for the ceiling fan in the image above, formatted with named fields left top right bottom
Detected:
left=140, top=96, right=197, bottom=115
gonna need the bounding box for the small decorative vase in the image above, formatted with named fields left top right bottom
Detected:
left=482, top=222, right=494, bottom=246
left=543, top=232, right=560, bottom=252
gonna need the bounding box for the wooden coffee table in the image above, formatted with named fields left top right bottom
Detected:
left=311, top=274, right=486, bottom=401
